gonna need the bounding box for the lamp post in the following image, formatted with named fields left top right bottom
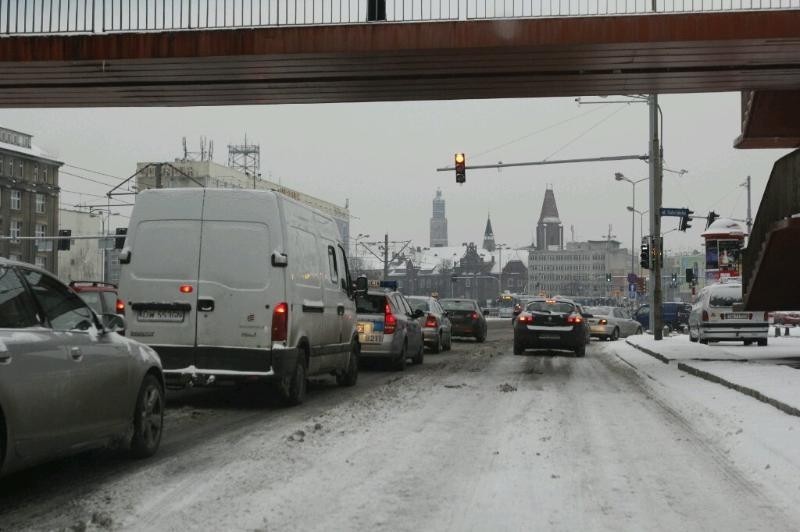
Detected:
left=496, top=243, right=508, bottom=293
left=627, top=206, right=649, bottom=275
left=615, top=172, right=649, bottom=278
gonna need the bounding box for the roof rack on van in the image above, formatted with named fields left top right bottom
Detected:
left=68, top=281, right=118, bottom=288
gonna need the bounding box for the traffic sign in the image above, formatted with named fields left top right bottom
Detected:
left=627, top=273, right=637, bottom=284
left=660, top=207, right=690, bottom=217
left=628, top=283, right=637, bottom=299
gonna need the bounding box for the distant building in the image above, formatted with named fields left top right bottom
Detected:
left=482, top=214, right=496, bottom=252
left=134, top=159, right=350, bottom=245
left=0, top=126, right=62, bottom=273
left=535, top=186, right=564, bottom=251
left=429, top=188, right=448, bottom=247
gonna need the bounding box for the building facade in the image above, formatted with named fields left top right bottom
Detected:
left=429, top=188, right=448, bottom=247
left=135, top=159, right=350, bottom=245
left=0, top=126, right=62, bottom=273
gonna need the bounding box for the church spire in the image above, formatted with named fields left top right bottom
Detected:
left=483, top=213, right=496, bottom=252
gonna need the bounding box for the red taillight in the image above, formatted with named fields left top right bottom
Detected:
left=115, top=298, right=125, bottom=315
left=518, top=313, right=534, bottom=324
left=567, top=313, right=583, bottom=324
left=179, top=284, right=193, bottom=294
left=425, top=315, right=438, bottom=328
left=385, top=303, right=397, bottom=334
left=702, top=310, right=709, bottom=322
left=599, top=319, right=608, bottom=325
left=470, top=312, right=479, bottom=320
left=272, top=302, right=288, bottom=342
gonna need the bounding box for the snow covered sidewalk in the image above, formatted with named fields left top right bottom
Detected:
left=624, top=334, right=800, bottom=417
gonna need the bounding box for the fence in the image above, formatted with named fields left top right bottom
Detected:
left=2, top=0, right=799, bottom=34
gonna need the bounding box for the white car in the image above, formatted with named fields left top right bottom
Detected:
left=585, top=306, right=643, bottom=340
left=118, top=188, right=359, bottom=404
left=688, top=282, right=769, bottom=346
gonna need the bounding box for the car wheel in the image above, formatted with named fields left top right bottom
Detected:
left=636, top=326, right=643, bottom=335
left=432, top=332, right=442, bottom=354
left=336, top=341, right=359, bottom=387
left=758, top=338, right=768, bottom=347
left=699, top=337, right=709, bottom=345
left=130, top=374, right=164, bottom=458
left=392, top=342, right=407, bottom=372
left=574, top=343, right=586, bottom=358
left=413, top=342, right=424, bottom=365
left=445, top=334, right=452, bottom=351
left=610, top=328, right=619, bottom=341
left=280, top=354, right=307, bottom=405
left=689, top=327, right=698, bottom=343
left=743, top=340, right=753, bottom=346
left=513, top=338, right=525, bottom=355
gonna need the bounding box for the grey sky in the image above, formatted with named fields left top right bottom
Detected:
left=1, top=91, right=788, bottom=255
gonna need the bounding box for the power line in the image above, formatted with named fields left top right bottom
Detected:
left=543, top=105, right=628, bottom=162
left=60, top=169, right=117, bottom=188
left=62, top=163, right=125, bottom=182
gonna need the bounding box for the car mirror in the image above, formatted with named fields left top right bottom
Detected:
left=582, top=313, right=594, bottom=318
left=413, top=309, right=425, bottom=319
left=443, top=311, right=449, bottom=317
left=101, top=313, right=127, bottom=333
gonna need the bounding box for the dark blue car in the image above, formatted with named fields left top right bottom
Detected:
left=633, top=302, right=691, bottom=332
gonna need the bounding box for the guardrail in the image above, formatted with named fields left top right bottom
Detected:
left=2, top=0, right=799, bottom=34
left=742, top=148, right=800, bottom=302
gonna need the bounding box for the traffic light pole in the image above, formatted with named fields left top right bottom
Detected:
left=648, top=94, right=664, bottom=341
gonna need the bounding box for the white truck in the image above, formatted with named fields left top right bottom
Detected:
left=117, top=188, right=359, bottom=404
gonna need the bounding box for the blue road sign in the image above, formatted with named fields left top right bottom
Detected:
left=629, top=283, right=637, bottom=299
left=660, top=207, right=690, bottom=217
left=627, top=273, right=637, bottom=284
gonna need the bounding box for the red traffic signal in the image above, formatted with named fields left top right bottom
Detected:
left=455, top=153, right=466, bottom=184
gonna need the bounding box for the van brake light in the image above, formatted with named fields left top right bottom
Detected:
left=272, top=302, right=289, bottom=342
left=115, top=299, right=125, bottom=315
left=702, top=310, right=709, bottom=322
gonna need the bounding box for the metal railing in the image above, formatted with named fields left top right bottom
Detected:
left=742, top=148, right=800, bottom=301
left=2, top=0, right=799, bottom=34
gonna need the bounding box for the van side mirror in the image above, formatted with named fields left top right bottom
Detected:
left=271, top=252, right=288, bottom=267
left=118, top=249, right=131, bottom=265
left=413, top=308, right=425, bottom=319
left=355, top=276, right=368, bottom=293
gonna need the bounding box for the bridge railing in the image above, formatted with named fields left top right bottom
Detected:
left=2, top=0, right=799, bottom=34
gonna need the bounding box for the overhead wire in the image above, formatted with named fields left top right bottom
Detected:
left=542, top=104, right=629, bottom=162
left=62, top=163, right=125, bottom=182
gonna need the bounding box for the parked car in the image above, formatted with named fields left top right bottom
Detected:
left=0, top=258, right=164, bottom=477
left=633, top=302, right=691, bottom=332
left=513, top=297, right=591, bottom=357
left=406, top=295, right=452, bottom=353
left=70, top=280, right=123, bottom=316
left=585, top=306, right=643, bottom=340
left=356, top=289, right=424, bottom=370
left=774, top=311, right=800, bottom=326
left=439, top=299, right=487, bottom=342
left=688, top=282, right=769, bottom=345
left=117, top=188, right=359, bottom=405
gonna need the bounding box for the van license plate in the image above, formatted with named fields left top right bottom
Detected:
left=360, top=333, right=383, bottom=344
left=137, top=310, right=185, bottom=323
left=725, top=313, right=749, bottom=320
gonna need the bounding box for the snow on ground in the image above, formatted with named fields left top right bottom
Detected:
left=609, top=340, right=800, bottom=522
left=627, top=333, right=800, bottom=362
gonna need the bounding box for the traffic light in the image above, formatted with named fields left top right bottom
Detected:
left=706, top=210, right=718, bottom=229
left=685, top=268, right=695, bottom=285
left=605, top=273, right=612, bottom=283
left=679, top=210, right=694, bottom=231
left=57, top=229, right=72, bottom=251
left=671, top=272, right=678, bottom=286
left=640, top=241, right=651, bottom=270
left=455, top=153, right=466, bottom=184
left=636, top=277, right=646, bottom=294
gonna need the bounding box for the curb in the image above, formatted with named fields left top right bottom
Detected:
left=624, top=339, right=670, bottom=364
left=677, top=362, right=800, bottom=418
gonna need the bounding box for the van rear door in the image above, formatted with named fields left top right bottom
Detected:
left=121, top=190, right=203, bottom=369
left=194, top=191, right=283, bottom=372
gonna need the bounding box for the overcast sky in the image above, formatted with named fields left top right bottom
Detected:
left=1, top=91, right=789, bottom=255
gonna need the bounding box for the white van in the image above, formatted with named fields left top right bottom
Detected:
left=688, top=281, right=769, bottom=346
left=117, top=188, right=359, bottom=404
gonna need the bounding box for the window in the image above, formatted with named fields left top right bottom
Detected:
left=7, top=158, right=13, bottom=177
left=35, top=255, right=46, bottom=269
left=327, top=245, right=339, bottom=284
left=36, top=224, right=51, bottom=251
left=33, top=164, right=39, bottom=181
left=10, top=190, right=21, bottom=210
left=43, top=167, right=48, bottom=183
left=9, top=219, right=21, bottom=243
left=20, top=268, right=95, bottom=331
left=35, top=193, right=45, bottom=213
left=18, top=161, right=23, bottom=178
left=0, top=266, right=40, bottom=328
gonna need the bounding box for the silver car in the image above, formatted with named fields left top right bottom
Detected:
left=0, top=259, right=165, bottom=476
left=585, top=306, right=643, bottom=341
left=355, top=290, right=425, bottom=370
left=406, top=296, right=452, bottom=353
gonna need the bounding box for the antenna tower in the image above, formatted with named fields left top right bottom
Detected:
left=227, top=135, right=261, bottom=178
left=181, top=136, right=214, bottom=162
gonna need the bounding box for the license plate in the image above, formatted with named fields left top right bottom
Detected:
left=725, top=313, right=749, bottom=320
left=137, top=310, right=185, bottom=323
left=357, top=321, right=373, bottom=334
left=360, top=333, right=383, bottom=344
left=539, top=334, right=560, bottom=340
left=590, top=326, right=605, bottom=333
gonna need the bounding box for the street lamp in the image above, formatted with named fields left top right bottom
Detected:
left=496, top=243, right=508, bottom=292
left=615, top=172, right=649, bottom=277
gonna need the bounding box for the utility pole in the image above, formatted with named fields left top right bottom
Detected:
left=383, top=233, right=389, bottom=279
left=741, top=175, right=752, bottom=236
left=154, top=163, right=163, bottom=189
left=649, top=94, right=664, bottom=341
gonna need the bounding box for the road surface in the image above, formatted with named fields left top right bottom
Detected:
left=1, top=321, right=798, bottom=531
